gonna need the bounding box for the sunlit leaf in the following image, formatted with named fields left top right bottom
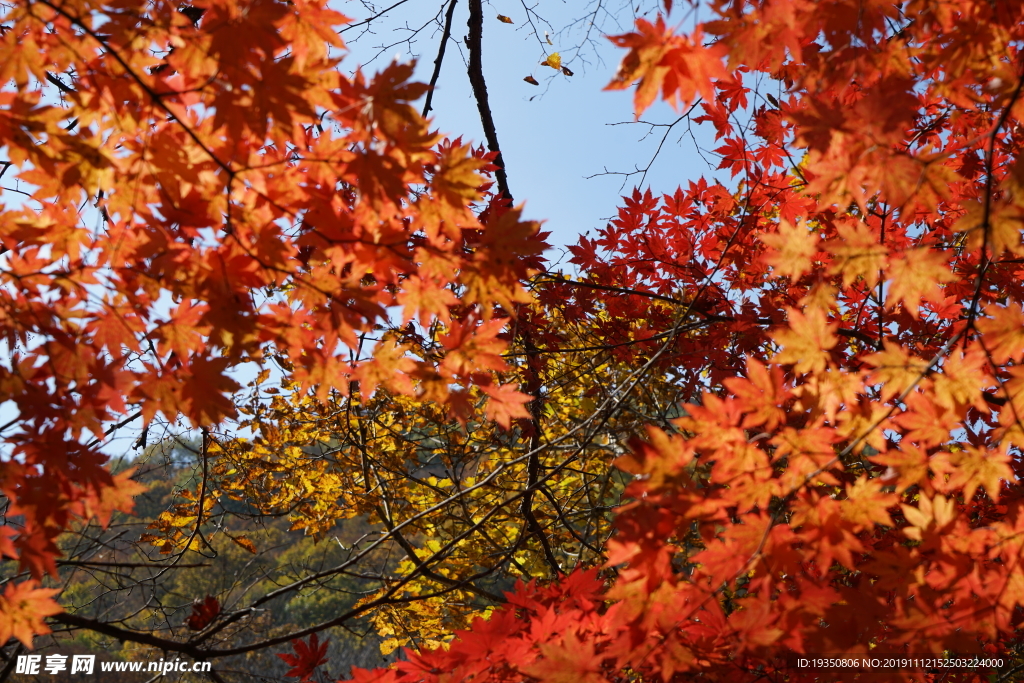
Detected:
left=540, top=52, right=562, bottom=70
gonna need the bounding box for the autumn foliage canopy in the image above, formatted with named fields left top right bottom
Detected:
left=345, top=0, right=1024, bottom=680
left=4, top=0, right=1024, bottom=680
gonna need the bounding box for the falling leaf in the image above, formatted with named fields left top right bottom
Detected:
left=230, top=534, right=258, bottom=554
left=540, top=52, right=562, bottom=70
left=524, top=75, right=539, bottom=85
left=497, top=14, right=513, bottom=23
left=562, top=66, right=574, bottom=77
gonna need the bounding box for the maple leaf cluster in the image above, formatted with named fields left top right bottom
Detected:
left=7, top=0, right=1024, bottom=675
left=340, top=0, right=1024, bottom=681
left=0, top=0, right=545, bottom=645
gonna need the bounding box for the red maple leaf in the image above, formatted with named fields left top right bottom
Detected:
left=277, top=633, right=330, bottom=682
left=186, top=595, right=220, bottom=631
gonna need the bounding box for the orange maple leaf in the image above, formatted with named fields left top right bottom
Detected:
left=864, top=341, right=931, bottom=403
left=885, top=247, right=954, bottom=318
left=606, top=19, right=726, bottom=117
left=977, top=301, right=1024, bottom=364
left=723, top=358, right=790, bottom=431
left=931, top=445, right=1012, bottom=502
left=520, top=629, right=606, bottom=683
left=954, top=199, right=1024, bottom=257
left=0, top=580, right=62, bottom=648
left=760, top=219, right=818, bottom=280
left=824, top=219, right=888, bottom=288
left=78, top=468, right=148, bottom=528
left=771, top=307, right=838, bottom=374
left=482, top=382, right=533, bottom=429
left=894, top=392, right=954, bottom=447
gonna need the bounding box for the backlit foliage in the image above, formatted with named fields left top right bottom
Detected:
left=6, top=0, right=1024, bottom=680
left=344, top=0, right=1024, bottom=681
left=0, top=0, right=544, bottom=648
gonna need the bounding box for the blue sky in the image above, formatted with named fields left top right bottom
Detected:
left=336, top=0, right=721, bottom=257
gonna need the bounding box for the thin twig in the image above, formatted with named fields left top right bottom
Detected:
left=0, top=644, right=24, bottom=683
left=422, top=0, right=458, bottom=118
left=339, top=0, right=414, bottom=33
left=964, top=75, right=1024, bottom=335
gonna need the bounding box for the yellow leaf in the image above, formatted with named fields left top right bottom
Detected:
left=496, top=14, right=513, bottom=23
left=540, top=52, right=562, bottom=70
left=380, top=637, right=401, bottom=655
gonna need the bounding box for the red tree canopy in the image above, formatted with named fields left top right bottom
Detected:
left=344, top=0, right=1024, bottom=680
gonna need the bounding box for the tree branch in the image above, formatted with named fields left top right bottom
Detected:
left=0, top=644, right=23, bottom=683
left=45, top=71, right=75, bottom=94
left=465, top=0, right=512, bottom=202
left=519, top=326, right=561, bottom=576
left=339, top=0, right=414, bottom=33
left=422, top=0, right=458, bottom=118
